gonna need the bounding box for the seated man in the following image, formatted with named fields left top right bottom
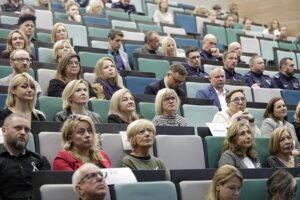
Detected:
left=18, top=14, right=36, bottom=46
left=133, top=31, right=163, bottom=56
left=19, top=5, right=35, bottom=16
left=144, top=62, right=188, bottom=97
left=242, top=55, right=274, bottom=88
left=0, top=113, right=50, bottom=199
left=107, top=29, right=131, bottom=71
left=196, top=67, right=228, bottom=110
left=228, top=42, right=246, bottom=64
left=112, top=0, right=137, bottom=14
left=200, top=34, right=222, bottom=62
left=243, top=17, right=252, bottom=31
left=0, top=49, right=42, bottom=94
left=185, top=47, right=209, bottom=78
left=272, top=57, right=300, bottom=90
left=224, top=14, right=235, bottom=28
left=222, top=50, right=242, bottom=80
left=73, top=163, right=107, bottom=200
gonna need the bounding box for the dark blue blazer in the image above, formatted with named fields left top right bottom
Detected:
left=196, top=84, right=229, bottom=109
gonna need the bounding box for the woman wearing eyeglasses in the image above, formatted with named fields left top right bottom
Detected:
left=152, top=88, right=187, bottom=126
left=53, top=115, right=112, bottom=171
left=48, top=53, right=96, bottom=98
left=212, top=89, right=261, bottom=137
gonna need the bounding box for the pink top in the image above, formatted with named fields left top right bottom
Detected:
left=53, top=150, right=112, bottom=170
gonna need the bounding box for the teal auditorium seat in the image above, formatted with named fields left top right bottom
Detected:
left=87, top=27, right=111, bottom=37
left=0, top=94, right=7, bottom=110
left=38, top=47, right=55, bottom=63
left=0, top=15, right=18, bottom=25
left=247, top=108, right=265, bottom=128
left=65, top=24, right=88, bottom=47
left=79, top=52, right=113, bottom=67
left=114, top=181, right=178, bottom=200
left=0, top=28, right=11, bottom=39
left=138, top=102, right=155, bottom=120
left=226, top=28, right=244, bottom=44
left=137, top=58, right=169, bottom=79
left=82, top=16, right=110, bottom=25
left=0, top=66, right=35, bottom=79
left=182, top=105, right=218, bottom=127
left=36, top=32, right=52, bottom=43
left=259, top=39, right=278, bottom=62
left=124, top=76, right=159, bottom=94
left=174, top=37, right=199, bottom=48
left=206, top=24, right=227, bottom=46
left=89, top=99, right=110, bottom=123
left=174, top=13, right=197, bottom=34
left=240, top=179, right=267, bottom=200
left=255, top=137, right=270, bottom=168
left=204, top=136, right=225, bottom=168
left=185, top=82, right=210, bottom=98
left=38, top=96, right=63, bottom=121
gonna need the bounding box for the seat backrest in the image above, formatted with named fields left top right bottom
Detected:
left=275, top=49, right=296, bottom=67
left=38, top=47, right=55, bottom=63
left=35, top=9, right=53, bottom=30
left=36, top=32, right=52, bottom=43
left=163, top=26, right=186, bottom=35
left=138, top=23, right=162, bottom=32
left=40, top=184, right=79, bottom=200
left=240, top=36, right=260, bottom=54
left=296, top=52, right=300, bottom=70
left=79, top=52, right=113, bottom=67
left=255, top=137, right=270, bottom=168
left=111, top=20, right=137, bottom=29
left=234, top=67, right=249, bottom=75
left=105, top=10, right=129, bottom=19
left=37, top=69, right=56, bottom=96
left=155, top=135, right=205, bottom=169
left=123, top=43, right=144, bottom=67
left=185, top=82, right=210, bottom=98
left=101, top=133, right=128, bottom=167
left=246, top=108, right=265, bottom=128
left=0, top=93, right=7, bottom=110
left=226, top=28, right=244, bottom=44
left=182, top=105, right=219, bottom=127
left=38, top=132, right=63, bottom=169
left=281, top=90, right=300, bottom=105
left=124, top=76, right=159, bottom=94
left=114, top=181, right=177, bottom=200
left=206, top=24, right=227, bottom=46
left=278, top=41, right=297, bottom=51
left=138, top=58, right=169, bottom=79
left=195, top=16, right=208, bottom=36
left=252, top=88, right=281, bottom=103
left=174, top=13, right=197, bottom=34
left=146, top=2, right=158, bottom=18
left=204, top=136, right=225, bottom=168
left=130, top=14, right=152, bottom=22
left=240, top=179, right=267, bottom=200
left=0, top=15, right=18, bottom=25
left=179, top=180, right=211, bottom=200
left=88, top=27, right=111, bottom=38
left=83, top=72, right=95, bottom=85
left=224, top=85, right=253, bottom=102
left=174, top=37, right=198, bottom=48
left=65, top=24, right=88, bottom=47
left=83, top=16, right=110, bottom=25
left=91, top=40, right=109, bottom=49
left=138, top=102, right=155, bottom=120
left=259, top=39, right=278, bottom=61
left=89, top=99, right=110, bottom=123
left=38, top=96, right=63, bottom=121
left=121, top=30, right=145, bottom=41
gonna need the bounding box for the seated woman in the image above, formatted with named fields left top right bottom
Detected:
left=192, top=5, right=208, bottom=16
left=51, top=23, right=69, bottom=43
left=92, top=57, right=124, bottom=100
left=66, top=2, right=82, bottom=23
left=121, top=119, right=170, bottom=180
left=36, top=0, right=51, bottom=9
left=260, top=97, right=300, bottom=155
left=267, top=169, right=297, bottom=200
left=52, top=39, right=75, bottom=63
left=292, top=102, right=300, bottom=141
left=0, top=73, right=45, bottom=121
left=107, top=88, right=140, bottom=124
left=160, top=37, right=184, bottom=57
left=1, top=0, right=23, bottom=13
left=262, top=19, right=281, bottom=37
left=212, top=89, right=261, bottom=137
left=152, top=88, right=187, bottom=126
left=53, top=114, right=111, bottom=170
left=218, top=121, right=261, bottom=168
left=48, top=53, right=97, bottom=98
left=55, top=79, right=103, bottom=123
left=206, top=165, right=243, bottom=200
left=86, top=0, right=104, bottom=15
left=153, top=0, right=174, bottom=24
left=0, top=30, right=35, bottom=60
left=267, top=127, right=300, bottom=168
left=207, top=10, right=217, bottom=24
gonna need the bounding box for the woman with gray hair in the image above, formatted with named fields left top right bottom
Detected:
left=152, top=88, right=187, bottom=126
left=55, top=79, right=102, bottom=123
left=267, top=169, right=297, bottom=200
left=72, top=163, right=108, bottom=200
left=121, top=119, right=170, bottom=180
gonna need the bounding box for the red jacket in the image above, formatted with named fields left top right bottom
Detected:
left=53, top=150, right=112, bottom=170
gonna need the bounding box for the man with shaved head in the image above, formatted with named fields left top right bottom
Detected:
left=228, top=42, right=246, bottom=64
left=200, top=34, right=222, bottom=61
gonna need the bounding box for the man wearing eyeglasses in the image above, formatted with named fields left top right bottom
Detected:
left=73, top=163, right=108, bottom=200
left=0, top=49, right=42, bottom=94
left=185, top=46, right=209, bottom=78
left=200, top=34, right=222, bottom=62
left=144, top=63, right=188, bottom=97
left=0, top=113, right=50, bottom=199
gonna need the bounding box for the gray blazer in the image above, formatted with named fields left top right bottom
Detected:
left=260, top=118, right=300, bottom=149
left=218, top=150, right=261, bottom=168
left=133, top=46, right=164, bottom=56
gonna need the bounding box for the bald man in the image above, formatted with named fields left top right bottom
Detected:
left=200, top=34, right=222, bottom=62
left=228, top=42, right=246, bottom=64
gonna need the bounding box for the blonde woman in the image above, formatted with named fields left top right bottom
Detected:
left=153, top=0, right=173, bottom=24
left=206, top=165, right=243, bottom=200
left=107, top=88, right=140, bottom=124
left=0, top=30, right=35, bottom=60
left=53, top=114, right=112, bottom=170
left=262, top=19, right=281, bottom=37
left=55, top=79, right=103, bottom=123
left=0, top=73, right=45, bottom=121
left=52, top=39, right=75, bottom=63
left=121, top=119, right=170, bottom=180
left=192, top=5, right=208, bottom=16
left=92, top=57, right=123, bottom=100
left=152, top=88, right=187, bottom=126
left=219, top=121, right=261, bottom=168
left=267, top=127, right=300, bottom=168
left=36, top=0, right=51, bottom=9
left=86, top=0, right=104, bottom=15
left=51, top=23, right=69, bottom=43
left=160, top=37, right=184, bottom=57
left=293, top=102, right=300, bottom=141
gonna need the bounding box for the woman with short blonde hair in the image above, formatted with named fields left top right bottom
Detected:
left=53, top=114, right=112, bottom=170
left=107, top=88, right=140, bottom=124
left=51, top=23, right=69, bottom=43
left=0, top=73, right=45, bottom=121
left=52, top=39, right=75, bottom=62
left=93, top=57, right=123, bottom=100
left=152, top=88, right=187, bottom=126
left=35, top=0, right=51, bottom=9
left=206, top=165, right=243, bottom=200
left=160, top=37, right=184, bottom=57
left=55, top=79, right=102, bottom=123
left=86, top=0, right=103, bottom=15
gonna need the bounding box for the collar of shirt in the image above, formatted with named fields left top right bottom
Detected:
left=250, top=70, right=264, bottom=77
left=279, top=72, right=293, bottom=80
left=164, top=77, right=170, bottom=89
left=0, top=144, right=26, bottom=156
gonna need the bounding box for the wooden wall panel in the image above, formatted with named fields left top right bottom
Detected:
left=227, top=0, right=300, bottom=36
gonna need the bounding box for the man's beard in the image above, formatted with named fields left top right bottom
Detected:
left=6, top=136, right=28, bottom=151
